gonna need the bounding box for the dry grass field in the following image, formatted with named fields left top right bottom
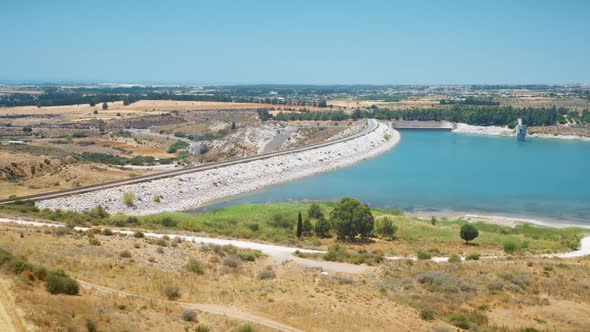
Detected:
left=0, top=100, right=323, bottom=127
left=0, top=144, right=149, bottom=198
left=0, top=220, right=589, bottom=331
left=329, top=96, right=448, bottom=110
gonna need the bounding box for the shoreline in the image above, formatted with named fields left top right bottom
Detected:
left=409, top=210, right=590, bottom=230
left=38, top=121, right=400, bottom=215
left=452, top=123, right=590, bottom=141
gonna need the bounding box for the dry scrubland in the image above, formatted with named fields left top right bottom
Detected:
left=0, top=100, right=321, bottom=126
left=330, top=94, right=590, bottom=112
left=0, top=220, right=589, bottom=331
left=329, top=96, right=446, bottom=110
left=1, top=100, right=350, bottom=199
left=0, top=143, right=152, bottom=199
left=0, top=224, right=441, bottom=331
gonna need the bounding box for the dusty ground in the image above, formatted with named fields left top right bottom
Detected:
left=0, top=224, right=445, bottom=331
left=1, top=222, right=589, bottom=331
left=0, top=143, right=152, bottom=199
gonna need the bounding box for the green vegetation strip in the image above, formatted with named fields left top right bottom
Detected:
left=1, top=200, right=585, bottom=258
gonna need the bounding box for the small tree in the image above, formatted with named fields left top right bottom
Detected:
left=302, top=218, right=313, bottom=237
left=329, top=197, right=374, bottom=241
left=460, top=224, right=479, bottom=245
left=314, top=218, right=331, bottom=238
left=375, top=217, right=397, bottom=238
left=231, top=121, right=237, bottom=130
left=308, top=202, right=323, bottom=219
left=102, top=102, right=108, bottom=110
left=296, top=211, right=303, bottom=240
left=431, top=216, right=437, bottom=225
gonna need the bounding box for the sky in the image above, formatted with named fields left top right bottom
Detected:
left=1, top=0, right=589, bottom=85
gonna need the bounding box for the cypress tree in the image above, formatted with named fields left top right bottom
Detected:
left=296, top=211, right=303, bottom=240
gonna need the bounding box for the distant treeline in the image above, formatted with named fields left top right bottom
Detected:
left=440, top=97, right=500, bottom=106
left=0, top=92, right=125, bottom=107
left=357, top=94, right=402, bottom=102
left=79, top=152, right=177, bottom=166
left=0, top=91, right=329, bottom=108
left=263, top=105, right=567, bottom=127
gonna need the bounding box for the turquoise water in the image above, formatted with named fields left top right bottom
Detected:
left=195, top=131, right=590, bottom=223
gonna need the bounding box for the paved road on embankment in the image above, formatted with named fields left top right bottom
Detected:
left=0, top=119, right=376, bottom=205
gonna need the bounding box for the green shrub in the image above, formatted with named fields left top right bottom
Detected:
left=238, top=250, right=258, bottom=262
left=503, top=240, right=518, bottom=254
left=374, top=217, right=397, bottom=238
left=123, top=193, right=135, bottom=206
left=86, top=319, right=97, bottom=332
left=161, top=217, right=177, bottom=227
left=420, top=308, right=436, bottom=321
left=416, top=251, right=431, bottom=260
left=195, top=325, right=210, bottom=332
left=234, top=324, right=257, bottom=332
left=89, top=205, right=110, bottom=219
left=10, top=257, right=33, bottom=274
left=32, top=265, right=48, bottom=281
left=448, top=254, right=461, bottom=263
left=465, top=252, right=480, bottom=260
left=133, top=231, right=144, bottom=238
left=88, top=237, right=101, bottom=246
left=186, top=259, right=205, bottom=275
left=45, top=270, right=79, bottom=295
left=152, top=195, right=162, bottom=203
left=449, top=313, right=471, bottom=329
left=314, top=218, right=331, bottom=238
left=308, top=202, right=324, bottom=219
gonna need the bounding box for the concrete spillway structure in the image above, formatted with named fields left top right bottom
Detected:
left=516, top=118, right=527, bottom=141
left=391, top=120, right=454, bottom=131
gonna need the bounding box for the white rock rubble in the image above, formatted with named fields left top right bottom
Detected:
left=38, top=121, right=400, bottom=215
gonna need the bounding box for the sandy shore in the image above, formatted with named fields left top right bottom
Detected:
left=452, top=123, right=513, bottom=136
left=37, top=121, right=400, bottom=215
left=411, top=210, right=590, bottom=230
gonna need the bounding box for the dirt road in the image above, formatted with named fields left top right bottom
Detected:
left=0, top=278, right=28, bottom=332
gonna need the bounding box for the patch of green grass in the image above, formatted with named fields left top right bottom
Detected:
left=0, top=201, right=585, bottom=253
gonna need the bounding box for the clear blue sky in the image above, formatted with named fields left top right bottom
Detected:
left=1, top=0, right=589, bottom=85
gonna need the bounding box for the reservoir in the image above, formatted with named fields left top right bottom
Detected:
left=196, top=130, right=590, bottom=224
